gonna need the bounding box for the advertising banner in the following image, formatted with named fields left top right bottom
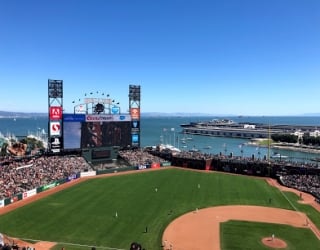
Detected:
left=130, top=108, right=140, bottom=119
left=49, top=106, right=63, bottom=120
left=39, top=182, right=59, bottom=192
left=161, top=162, right=172, bottom=167
left=63, top=113, right=86, bottom=122
left=80, top=171, right=97, bottom=177
left=50, top=137, right=62, bottom=152
left=22, top=189, right=37, bottom=199
left=137, top=165, right=147, bottom=170
left=113, top=115, right=131, bottom=121
left=85, top=114, right=131, bottom=122
left=86, top=115, right=114, bottom=122
left=67, top=174, right=78, bottom=181
left=50, top=121, right=61, bottom=136
left=131, top=120, right=140, bottom=132
left=151, top=162, right=161, bottom=168
left=132, top=134, right=139, bottom=146
left=74, top=104, right=86, bottom=114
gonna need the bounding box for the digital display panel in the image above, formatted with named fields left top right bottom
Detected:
left=81, top=121, right=131, bottom=148
left=63, top=114, right=132, bottom=150
left=63, top=122, right=82, bottom=149
left=92, top=149, right=111, bottom=159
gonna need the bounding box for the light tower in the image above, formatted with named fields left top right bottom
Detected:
left=129, top=85, right=141, bottom=148
left=48, top=79, right=63, bottom=153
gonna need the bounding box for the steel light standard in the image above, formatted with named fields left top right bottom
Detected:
left=223, top=143, right=227, bottom=156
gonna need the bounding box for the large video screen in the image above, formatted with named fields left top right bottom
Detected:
left=63, top=114, right=132, bottom=150
left=63, top=122, right=82, bottom=149
left=81, top=121, right=131, bottom=148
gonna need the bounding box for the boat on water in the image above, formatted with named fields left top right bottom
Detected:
left=186, top=135, right=193, bottom=140
left=270, top=153, right=288, bottom=160
left=310, top=157, right=320, bottom=162
left=189, top=148, right=200, bottom=152
left=158, top=144, right=181, bottom=153
left=180, top=118, right=234, bottom=128
left=180, top=118, right=320, bottom=140
left=203, top=145, right=212, bottom=149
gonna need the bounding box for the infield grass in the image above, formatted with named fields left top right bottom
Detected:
left=221, top=220, right=318, bottom=250
left=0, top=168, right=318, bottom=250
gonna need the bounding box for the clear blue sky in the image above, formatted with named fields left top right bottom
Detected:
left=1, top=0, right=319, bottom=116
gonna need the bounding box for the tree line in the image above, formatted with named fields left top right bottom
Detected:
left=271, top=133, right=320, bottom=146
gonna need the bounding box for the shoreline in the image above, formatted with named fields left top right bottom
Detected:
left=247, top=139, right=320, bottom=155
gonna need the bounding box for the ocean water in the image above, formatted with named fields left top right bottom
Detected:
left=1, top=115, right=320, bottom=162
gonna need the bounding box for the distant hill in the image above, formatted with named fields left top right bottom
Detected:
left=141, top=112, right=225, bottom=117
left=0, top=110, right=224, bottom=118
left=301, top=113, right=320, bottom=116
left=0, top=111, right=47, bottom=118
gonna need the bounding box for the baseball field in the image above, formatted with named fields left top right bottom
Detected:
left=0, top=167, right=319, bottom=250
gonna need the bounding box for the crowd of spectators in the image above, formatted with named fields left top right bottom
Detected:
left=0, top=149, right=168, bottom=200
left=118, top=149, right=166, bottom=167
left=1, top=148, right=320, bottom=204
left=280, top=174, right=320, bottom=202
left=173, top=150, right=320, bottom=169
left=0, top=243, right=12, bottom=250
left=160, top=149, right=320, bottom=203
left=0, top=242, right=35, bottom=250
left=174, top=151, right=213, bottom=160
left=0, top=155, right=92, bottom=200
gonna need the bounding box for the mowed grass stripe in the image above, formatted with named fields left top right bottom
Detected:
left=0, top=168, right=317, bottom=250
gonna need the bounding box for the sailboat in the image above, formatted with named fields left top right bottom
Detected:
left=186, top=134, right=193, bottom=140
left=271, top=152, right=288, bottom=160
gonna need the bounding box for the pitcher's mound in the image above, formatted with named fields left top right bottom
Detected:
left=261, top=237, right=287, bottom=249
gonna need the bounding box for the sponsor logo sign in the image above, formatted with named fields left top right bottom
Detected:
left=132, top=120, right=139, bottom=128
left=63, top=114, right=86, bottom=122
left=50, top=137, right=62, bottom=153
left=51, top=137, right=61, bottom=147
left=50, top=121, right=61, bottom=136
left=85, top=114, right=131, bottom=122
left=132, top=134, right=139, bottom=145
left=42, top=182, right=58, bottom=191
left=74, top=104, right=86, bottom=114
left=130, top=108, right=140, bottom=119
left=131, top=120, right=140, bottom=132
left=80, top=171, right=97, bottom=177
left=113, top=115, right=131, bottom=121
left=111, top=106, right=120, bottom=114
left=49, top=106, right=63, bottom=120
left=68, top=174, right=78, bottom=181
left=86, top=115, right=113, bottom=122
left=23, top=189, right=37, bottom=199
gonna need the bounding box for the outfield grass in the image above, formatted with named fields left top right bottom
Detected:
left=0, top=168, right=318, bottom=250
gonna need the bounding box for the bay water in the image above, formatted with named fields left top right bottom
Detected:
left=1, top=115, right=320, bottom=163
